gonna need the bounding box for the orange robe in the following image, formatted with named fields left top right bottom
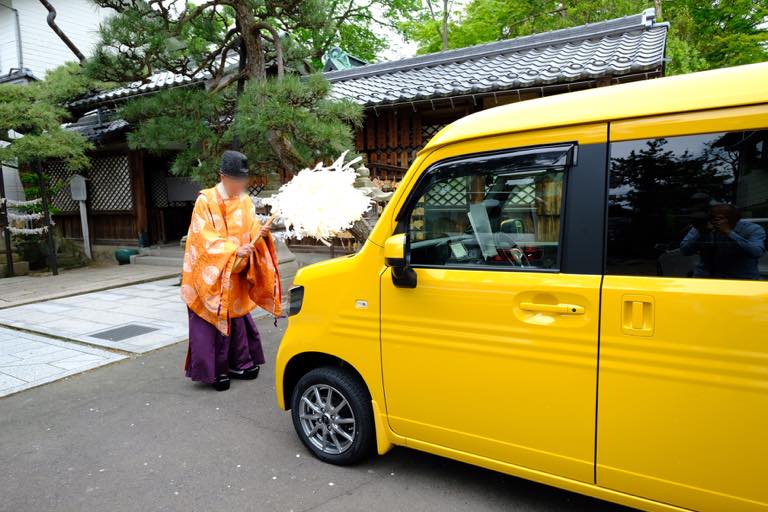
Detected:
left=181, top=183, right=282, bottom=335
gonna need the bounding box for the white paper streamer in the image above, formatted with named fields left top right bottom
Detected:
left=2, top=197, right=43, bottom=207
left=263, top=151, right=372, bottom=245
left=8, top=212, right=44, bottom=222
left=9, top=226, right=48, bottom=235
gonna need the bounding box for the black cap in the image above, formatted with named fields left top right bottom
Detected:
left=220, top=150, right=249, bottom=178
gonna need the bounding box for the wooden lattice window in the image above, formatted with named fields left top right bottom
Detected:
left=425, top=176, right=468, bottom=207
left=89, top=155, right=133, bottom=212
left=149, top=172, right=264, bottom=207
left=148, top=169, right=194, bottom=208
left=247, top=182, right=264, bottom=197
left=43, top=160, right=78, bottom=213
left=44, top=155, right=133, bottom=213
left=149, top=169, right=170, bottom=208
left=421, top=123, right=445, bottom=144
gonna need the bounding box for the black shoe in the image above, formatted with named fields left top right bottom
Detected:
left=229, top=365, right=260, bottom=380
left=213, top=375, right=231, bottom=391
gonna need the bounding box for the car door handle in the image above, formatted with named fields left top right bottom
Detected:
left=519, top=302, right=585, bottom=315
left=621, top=295, right=654, bottom=336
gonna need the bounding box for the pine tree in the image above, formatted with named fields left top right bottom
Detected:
left=86, top=0, right=413, bottom=182
left=0, top=63, right=103, bottom=171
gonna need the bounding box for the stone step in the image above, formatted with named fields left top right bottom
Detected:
left=1, top=260, right=30, bottom=277
left=0, top=251, right=24, bottom=263
left=131, top=241, right=300, bottom=289
left=57, top=255, right=83, bottom=268
left=130, top=255, right=183, bottom=268
left=140, top=246, right=184, bottom=258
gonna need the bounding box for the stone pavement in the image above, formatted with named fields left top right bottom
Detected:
left=0, top=272, right=287, bottom=398
left=0, top=327, right=125, bottom=398
left=0, top=263, right=180, bottom=309
left=0, top=278, right=187, bottom=354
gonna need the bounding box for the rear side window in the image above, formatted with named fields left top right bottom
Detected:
left=606, top=129, right=768, bottom=280
left=404, top=146, right=573, bottom=270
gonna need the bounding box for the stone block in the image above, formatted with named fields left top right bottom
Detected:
left=0, top=259, right=30, bottom=277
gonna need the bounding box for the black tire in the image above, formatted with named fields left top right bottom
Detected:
left=290, top=366, right=374, bottom=465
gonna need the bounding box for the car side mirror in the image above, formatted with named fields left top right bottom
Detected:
left=385, top=233, right=407, bottom=266
left=384, top=233, right=417, bottom=288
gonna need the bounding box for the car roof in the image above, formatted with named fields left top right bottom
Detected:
left=424, top=62, right=768, bottom=151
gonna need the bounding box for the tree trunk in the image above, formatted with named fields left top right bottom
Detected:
left=441, top=0, right=449, bottom=50
left=233, top=2, right=265, bottom=80
left=267, top=130, right=303, bottom=175
left=254, top=22, right=284, bottom=78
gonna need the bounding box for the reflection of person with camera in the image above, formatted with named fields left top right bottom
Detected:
left=681, top=203, right=766, bottom=279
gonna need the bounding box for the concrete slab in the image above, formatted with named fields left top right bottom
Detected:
left=0, top=328, right=125, bottom=397
left=0, top=278, right=188, bottom=354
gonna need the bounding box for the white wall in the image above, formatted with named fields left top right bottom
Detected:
left=0, top=2, right=18, bottom=74
left=1, top=164, right=24, bottom=201
left=0, top=0, right=112, bottom=79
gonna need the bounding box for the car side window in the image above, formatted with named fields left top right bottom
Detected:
left=406, top=147, right=572, bottom=270
left=606, top=129, right=768, bottom=280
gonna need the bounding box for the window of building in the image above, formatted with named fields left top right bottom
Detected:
left=606, top=130, right=768, bottom=280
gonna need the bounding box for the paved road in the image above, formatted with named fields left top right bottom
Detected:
left=0, top=318, right=629, bottom=512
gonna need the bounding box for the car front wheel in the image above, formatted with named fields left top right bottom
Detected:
left=290, top=366, right=374, bottom=465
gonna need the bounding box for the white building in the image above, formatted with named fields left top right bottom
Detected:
left=0, top=0, right=111, bottom=81
left=1, top=0, right=111, bottom=201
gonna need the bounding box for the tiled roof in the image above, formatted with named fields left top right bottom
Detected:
left=69, top=9, right=666, bottom=112
left=63, top=111, right=129, bottom=142
left=68, top=52, right=240, bottom=110
left=69, top=70, right=204, bottom=110
left=327, top=9, right=667, bottom=106
left=0, top=68, right=38, bottom=85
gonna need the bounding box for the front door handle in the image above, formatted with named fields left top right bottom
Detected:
left=519, top=302, right=584, bottom=315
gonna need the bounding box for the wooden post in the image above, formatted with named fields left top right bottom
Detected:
left=35, top=161, right=58, bottom=275
left=365, top=112, right=376, bottom=150
left=77, top=200, right=91, bottom=259
left=130, top=150, right=148, bottom=246
left=0, top=169, right=13, bottom=277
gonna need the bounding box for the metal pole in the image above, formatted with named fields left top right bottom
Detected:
left=35, top=161, right=58, bottom=275
left=0, top=168, right=14, bottom=277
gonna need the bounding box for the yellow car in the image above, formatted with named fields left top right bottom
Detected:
left=276, top=63, right=768, bottom=512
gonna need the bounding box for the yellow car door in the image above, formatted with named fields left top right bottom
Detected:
left=380, top=125, right=606, bottom=483
left=599, top=106, right=768, bottom=511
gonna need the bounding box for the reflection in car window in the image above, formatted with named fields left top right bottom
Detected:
left=606, top=130, right=768, bottom=280
left=407, top=149, right=569, bottom=269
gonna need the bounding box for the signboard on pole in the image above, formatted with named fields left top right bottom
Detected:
left=70, top=174, right=91, bottom=260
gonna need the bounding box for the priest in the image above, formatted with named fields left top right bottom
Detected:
left=181, top=150, right=282, bottom=391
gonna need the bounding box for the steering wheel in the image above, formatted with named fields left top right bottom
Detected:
left=493, top=232, right=531, bottom=267
left=508, top=247, right=531, bottom=267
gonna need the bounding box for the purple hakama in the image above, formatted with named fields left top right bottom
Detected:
left=185, top=308, right=266, bottom=384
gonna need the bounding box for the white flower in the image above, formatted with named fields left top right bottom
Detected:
left=264, top=151, right=372, bottom=245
